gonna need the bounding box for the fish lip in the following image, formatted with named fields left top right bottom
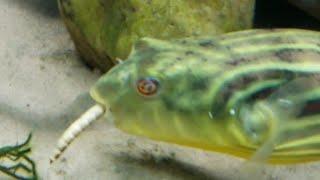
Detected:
left=89, top=87, right=107, bottom=106
left=89, top=88, right=116, bottom=124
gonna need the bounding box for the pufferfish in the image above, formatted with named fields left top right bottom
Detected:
left=50, top=28, right=320, bottom=165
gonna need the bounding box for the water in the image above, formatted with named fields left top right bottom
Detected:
left=0, top=0, right=319, bottom=179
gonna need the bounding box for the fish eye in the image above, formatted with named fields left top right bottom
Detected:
left=136, top=77, right=159, bottom=96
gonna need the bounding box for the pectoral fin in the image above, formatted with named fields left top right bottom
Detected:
left=239, top=77, right=319, bottom=178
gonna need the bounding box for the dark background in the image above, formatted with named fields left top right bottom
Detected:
left=255, top=0, right=320, bottom=30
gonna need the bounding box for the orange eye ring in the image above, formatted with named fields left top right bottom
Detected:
left=137, top=77, right=159, bottom=96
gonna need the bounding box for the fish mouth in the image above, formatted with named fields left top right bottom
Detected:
left=89, top=87, right=107, bottom=106
left=89, top=87, right=116, bottom=124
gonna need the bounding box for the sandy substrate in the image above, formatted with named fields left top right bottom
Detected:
left=0, top=0, right=319, bottom=179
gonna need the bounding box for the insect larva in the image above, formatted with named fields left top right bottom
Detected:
left=49, top=104, right=105, bottom=163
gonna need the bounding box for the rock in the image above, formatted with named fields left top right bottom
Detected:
left=58, top=0, right=255, bottom=71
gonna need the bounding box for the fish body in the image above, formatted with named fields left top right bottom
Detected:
left=91, top=29, right=320, bottom=164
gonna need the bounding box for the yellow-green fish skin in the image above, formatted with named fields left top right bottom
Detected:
left=91, top=29, right=320, bottom=164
